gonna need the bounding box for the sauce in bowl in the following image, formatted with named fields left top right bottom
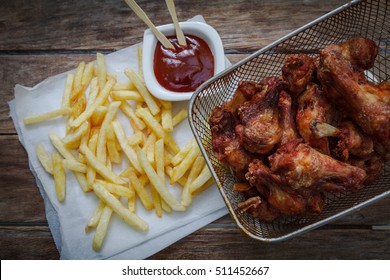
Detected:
left=153, top=35, right=214, bottom=92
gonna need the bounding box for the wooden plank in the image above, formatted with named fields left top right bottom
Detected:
left=0, top=135, right=47, bottom=222
left=0, top=0, right=347, bottom=51
left=149, top=227, right=390, bottom=259
left=1, top=225, right=389, bottom=260
left=0, top=226, right=58, bottom=259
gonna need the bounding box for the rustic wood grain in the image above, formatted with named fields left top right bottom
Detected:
left=0, top=0, right=346, bottom=51
left=149, top=227, right=390, bottom=260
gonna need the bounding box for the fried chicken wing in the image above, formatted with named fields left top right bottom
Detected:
left=269, top=139, right=367, bottom=192
left=348, top=152, right=384, bottom=185
left=282, top=54, right=316, bottom=97
left=311, top=120, right=374, bottom=160
left=223, top=80, right=261, bottom=115
left=296, top=83, right=333, bottom=154
left=209, top=106, right=252, bottom=180
left=246, top=159, right=324, bottom=215
left=236, top=77, right=287, bottom=154
left=208, top=36, right=387, bottom=224
left=278, top=90, right=299, bottom=146
left=339, top=36, right=379, bottom=70
left=317, top=38, right=390, bottom=144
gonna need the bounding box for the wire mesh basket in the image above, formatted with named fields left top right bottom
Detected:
left=188, top=0, right=390, bottom=241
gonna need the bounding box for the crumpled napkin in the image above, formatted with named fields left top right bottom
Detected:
left=9, top=15, right=229, bottom=259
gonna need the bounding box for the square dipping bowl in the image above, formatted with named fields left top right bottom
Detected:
left=142, top=21, right=225, bottom=101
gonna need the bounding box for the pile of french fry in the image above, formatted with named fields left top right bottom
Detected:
left=23, top=49, right=214, bottom=252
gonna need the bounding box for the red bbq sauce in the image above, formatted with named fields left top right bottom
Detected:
left=153, top=35, right=214, bottom=92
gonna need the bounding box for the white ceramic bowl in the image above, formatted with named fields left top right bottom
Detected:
left=142, top=21, right=225, bottom=101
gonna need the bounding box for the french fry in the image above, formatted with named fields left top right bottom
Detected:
left=62, top=74, right=74, bottom=108
left=172, top=109, right=188, bottom=127
left=143, top=133, right=156, bottom=164
left=96, top=180, right=134, bottom=199
left=80, top=144, right=125, bottom=185
left=152, top=138, right=165, bottom=217
left=136, top=107, right=179, bottom=154
left=86, top=133, right=98, bottom=187
left=161, top=199, right=172, bottom=213
left=96, top=52, right=107, bottom=90
left=127, top=167, right=153, bottom=211
left=158, top=100, right=172, bottom=110
left=150, top=186, right=162, bottom=218
left=181, top=156, right=205, bottom=207
left=189, top=164, right=213, bottom=194
left=93, top=182, right=148, bottom=231
left=52, top=152, right=66, bottom=202
left=96, top=101, right=121, bottom=164
left=86, top=77, right=99, bottom=108
left=82, top=61, right=95, bottom=88
left=73, top=61, right=86, bottom=90
left=112, top=119, right=142, bottom=174
left=161, top=107, right=173, bottom=132
left=62, top=121, right=89, bottom=148
left=106, top=124, right=121, bottom=164
left=155, top=139, right=165, bottom=179
left=127, top=183, right=136, bottom=213
left=138, top=149, right=185, bottom=211
left=71, top=96, right=86, bottom=120
left=113, top=81, right=134, bottom=91
left=49, top=133, right=90, bottom=191
left=92, top=205, right=113, bottom=252
left=62, top=159, right=87, bottom=173
left=111, top=90, right=143, bottom=102
left=119, top=102, right=146, bottom=131
left=71, top=78, right=116, bottom=128
left=125, top=68, right=160, bottom=115
left=165, top=166, right=187, bottom=187
left=192, top=177, right=215, bottom=195
left=91, top=106, right=107, bottom=126
left=171, top=144, right=200, bottom=184
left=127, top=131, right=143, bottom=146
left=24, top=107, right=71, bottom=125
left=171, top=138, right=196, bottom=166
left=36, top=143, right=53, bottom=174
left=85, top=200, right=105, bottom=232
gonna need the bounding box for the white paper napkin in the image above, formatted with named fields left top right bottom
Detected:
left=9, top=15, right=229, bottom=259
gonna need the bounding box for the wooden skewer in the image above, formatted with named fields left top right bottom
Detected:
left=123, top=0, right=175, bottom=49
left=165, top=0, right=187, bottom=46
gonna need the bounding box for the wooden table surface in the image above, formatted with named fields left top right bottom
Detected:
left=1, top=0, right=389, bottom=260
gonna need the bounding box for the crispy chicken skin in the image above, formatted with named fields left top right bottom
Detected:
left=236, top=77, right=287, bottom=154
left=209, top=106, right=252, bottom=180
left=246, top=159, right=324, bottom=215
left=282, top=54, right=316, bottom=97
left=339, top=36, right=379, bottom=70
left=311, top=120, right=374, bottom=161
left=317, top=38, right=390, bottom=143
left=278, top=90, right=299, bottom=146
left=269, top=139, right=367, bottom=192
left=348, top=152, right=384, bottom=185
left=296, top=83, right=333, bottom=154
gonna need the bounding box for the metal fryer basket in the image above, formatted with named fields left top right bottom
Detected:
left=188, top=0, right=390, bottom=241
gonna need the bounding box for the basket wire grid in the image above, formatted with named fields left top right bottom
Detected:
left=189, top=0, right=390, bottom=241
